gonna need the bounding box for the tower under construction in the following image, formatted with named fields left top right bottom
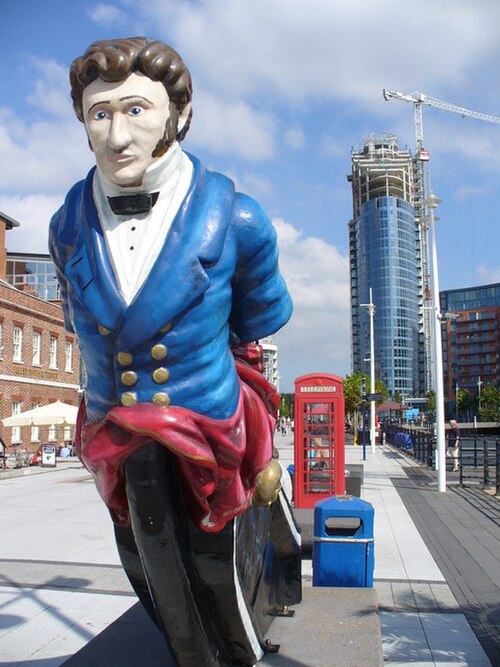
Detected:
left=348, top=134, right=431, bottom=397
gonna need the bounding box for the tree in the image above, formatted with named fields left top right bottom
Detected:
left=374, top=378, right=389, bottom=402
left=344, top=371, right=364, bottom=416
left=343, top=372, right=388, bottom=419
left=456, top=388, right=474, bottom=421
left=426, top=390, right=436, bottom=418
left=478, top=385, right=500, bottom=423
left=279, top=393, right=294, bottom=419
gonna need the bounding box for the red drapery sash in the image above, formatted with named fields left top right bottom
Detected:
left=76, top=357, right=279, bottom=532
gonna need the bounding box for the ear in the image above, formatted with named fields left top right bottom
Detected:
left=177, top=102, right=192, bottom=134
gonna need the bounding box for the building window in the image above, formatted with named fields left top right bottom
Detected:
left=65, top=340, right=73, bottom=372
left=49, top=335, right=58, bottom=369
left=13, top=326, right=23, bottom=362
left=6, top=255, right=61, bottom=301
left=48, top=424, right=57, bottom=441
left=11, top=400, right=22, bottom=444
left=32, top=332, right=41, bottom=366
left=31, top=402, right=40, bottom=442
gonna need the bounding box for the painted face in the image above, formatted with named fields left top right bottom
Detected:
left=82, top=73, right=170, bottom=187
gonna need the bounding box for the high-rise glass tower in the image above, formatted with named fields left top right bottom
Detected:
left=348, top=134, right=421, bottom=397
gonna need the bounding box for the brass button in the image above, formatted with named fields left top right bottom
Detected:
left=151, top=344, right=167, bottom=360
left=121, top=371, right=138, bottom=386
left=160, top=322, right=172, bottom=333
left=152, top=392, right=170, bottom=406
left=117, top=351, right=133, bottom=366
left=98, top=325, right=111, bottom=335
left=120, top=392, right=137, bottom=406
left=152, top=367, right=169, bottom=384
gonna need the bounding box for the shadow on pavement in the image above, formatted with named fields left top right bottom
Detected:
left=63, top=602, right=173, bottom=667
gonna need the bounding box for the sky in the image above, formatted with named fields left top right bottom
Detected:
left=1, top=0, right=499, bottom=392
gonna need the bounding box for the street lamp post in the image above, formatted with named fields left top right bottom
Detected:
left=426, top=192, right=446, bottom=492
left=361, top=288, right=376, bottom=453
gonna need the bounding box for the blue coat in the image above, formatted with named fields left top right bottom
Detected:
left=49, top=155, right=292, bottom=422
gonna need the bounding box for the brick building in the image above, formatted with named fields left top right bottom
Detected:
left=441, top=282, right=500, bottom=401
left=0, top=212, right=80, bottom=453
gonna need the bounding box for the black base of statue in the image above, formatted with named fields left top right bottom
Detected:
left=114, top=442, right=302, bottom=667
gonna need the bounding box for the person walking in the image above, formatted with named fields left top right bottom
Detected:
left=447, top=419, right=461, bottom=472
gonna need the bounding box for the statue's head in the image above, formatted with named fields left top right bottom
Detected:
left=70, top=37, right=193, bottom=186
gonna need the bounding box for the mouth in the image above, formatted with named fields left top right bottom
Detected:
left=110, top=153, right=135, bottom=164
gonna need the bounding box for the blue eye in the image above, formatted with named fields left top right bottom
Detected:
left=94, top=110, right=108, bottom=120
left=129, top=106, right=143, bottom=116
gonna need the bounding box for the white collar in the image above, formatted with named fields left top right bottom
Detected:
left=95, top=142, right=185, bottom=198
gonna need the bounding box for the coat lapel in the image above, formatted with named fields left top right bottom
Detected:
left=63, top=169, right=127, bottom=333
left=118, top=156, right=235, bottom=350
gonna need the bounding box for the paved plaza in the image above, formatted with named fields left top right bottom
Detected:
left=0, top=436, right=497, bottom=666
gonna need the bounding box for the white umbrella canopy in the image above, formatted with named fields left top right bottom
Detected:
left=2, top=401, right=78, bottom=427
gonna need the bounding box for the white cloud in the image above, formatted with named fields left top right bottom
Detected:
left=273, top=218, right=350, bottom=390
left=132, top=0, right=500, bottom=173
left=0, top=194, right=64, bottom=254
left=188, top=90, right=276, bottom=160
left=416, top=114, right=500, bottom=173
left=25, top=58, right=71, bottom=118
left=238, top=171, right=274, bottom=200
left=0, top=57, right=93, bottom=195
left=142, top=0, right=500, bottom=109
left=87, top=3, right=127, bottom=25
left=473, top=264, right=500, bottom=285
left=0, top=110, right=92, bottom=194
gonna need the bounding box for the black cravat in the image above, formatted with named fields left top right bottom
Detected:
left=107, top=192, right=160, bottom=216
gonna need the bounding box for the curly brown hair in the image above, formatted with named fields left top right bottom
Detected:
left=70, top=37, right=193, bottom=151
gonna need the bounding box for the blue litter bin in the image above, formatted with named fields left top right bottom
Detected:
left=313, top=495, right=374, bottom=587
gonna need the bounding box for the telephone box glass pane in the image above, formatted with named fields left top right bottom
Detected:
left=302, top=402, right=335, bottom=494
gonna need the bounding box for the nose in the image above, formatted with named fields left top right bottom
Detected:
left=108, top=113, right=132, bottom=151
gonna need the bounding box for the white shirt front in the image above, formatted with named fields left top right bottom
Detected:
left=93, top=142, right=193, bottom=304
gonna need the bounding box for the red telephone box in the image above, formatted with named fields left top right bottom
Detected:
left=293, top=373, right=345, bottom=509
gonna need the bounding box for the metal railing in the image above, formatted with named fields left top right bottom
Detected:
left=382, top=424, right=500, bottom=494
left=382, top=424, right=434, bottom=467
left=462, top=439, right=500, bottom=496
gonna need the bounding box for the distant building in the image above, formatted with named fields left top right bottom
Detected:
left=0, top=212, right=80, bottom=452
left=6, top=252, right=60, bottom=301
left=0, top=211, right=20, bottom=280
left=260, top=336, right=280, bottom=391
left=0, top=277, right=80, bottom=450
left=348, top=134, right=426, bottom=397
left=440, top=283, right=500, bottom=400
